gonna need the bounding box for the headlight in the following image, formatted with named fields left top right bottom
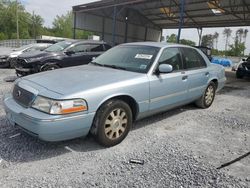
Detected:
left=32, top=96, right=88, bottom=115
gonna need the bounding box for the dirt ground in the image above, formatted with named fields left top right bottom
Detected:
left=0, top=68, right=249, bottom=187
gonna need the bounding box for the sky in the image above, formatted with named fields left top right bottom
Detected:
left=21, top=0, right=250, bottom=55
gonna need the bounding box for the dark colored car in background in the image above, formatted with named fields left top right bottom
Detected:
left=194, top=46, right=212, bottom=61
left=15, top=40, right=111, bottom=76
left=236, top=60, right=250, bottom=79
left=7, top=43, right=52, bottom=68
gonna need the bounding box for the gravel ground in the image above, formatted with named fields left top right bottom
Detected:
left=0, top=68, right=249, bottom=187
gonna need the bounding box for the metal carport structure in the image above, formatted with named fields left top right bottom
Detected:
left=72, top=0, right=250, bottom=45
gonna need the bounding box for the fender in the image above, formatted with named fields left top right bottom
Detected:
left=40, top=61, right=60, bottom=71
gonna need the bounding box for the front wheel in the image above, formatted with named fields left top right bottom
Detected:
left=92, top=100, right=132, bottom=147
left=42, top=64, right=60, bottom=71
left=195, top=82, right=216, bottom=109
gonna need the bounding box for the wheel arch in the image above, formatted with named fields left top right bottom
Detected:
left=40, top=60, right=61, bottom=71
left=96, top=94, right=140, bottom=121
left=208, top=77, right=218, bottom=89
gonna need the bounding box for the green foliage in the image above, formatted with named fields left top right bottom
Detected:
left=0, top=2, right=92, bottom=40
left=179, top=39, right=196, bottom=46
left=201, top=34, right=214, bottom=48
left=0, top=0, right=44, bottom=39
left=166, top=34, right=177, bottom=43
left=166, top=34, right=196, bottom=46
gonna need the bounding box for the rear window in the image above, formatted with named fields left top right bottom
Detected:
left=181, top=48, right=207, bottom=69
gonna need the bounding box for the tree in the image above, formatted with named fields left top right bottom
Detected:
left=213, top=32, right=219, bottom=50
left=51, top=11, right=92, bottom=39
left=201, top=34, right=214, bottom=48
left=179, top=39, right=196, bottom=46
left=166, top=34, right=195, bottom=46
left=223, top=28, right=232, bottom=54
left=0, top=1, right=44, bottom=39
left=166, top=34, right=177, bottom=43
left=227, top=29, right=246, bottom=56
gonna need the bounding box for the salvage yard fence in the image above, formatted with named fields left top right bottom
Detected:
left=0, top=39, right=36, bottom=48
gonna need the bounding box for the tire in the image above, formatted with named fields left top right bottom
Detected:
left=92, top=99, right=132, bottom=147
left=195, top=82, right=216, bottom=109
left=42, top=64, right=60, bottom=71
left=236, top=72, right=244, bottom=79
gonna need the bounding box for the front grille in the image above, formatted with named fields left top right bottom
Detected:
left=16, top=58, right=27, bottom=67
left=13, top=84, right=36, bottom=108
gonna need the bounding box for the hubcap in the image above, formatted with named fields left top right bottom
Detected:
left=104, top=108, right=128, bottom=140
left=205, top=85, right=214, bottom=105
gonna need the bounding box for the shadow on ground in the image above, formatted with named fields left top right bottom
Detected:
left=0, top=104, right=195, bottom=164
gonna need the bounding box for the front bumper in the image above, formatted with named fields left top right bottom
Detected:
left=15, top=66, right=34, bottom=76
left=238, top=69, right=250, bottom=77
left=0, top=59, right=9, bottom=67
left=3, top=94, right=95, bottom=141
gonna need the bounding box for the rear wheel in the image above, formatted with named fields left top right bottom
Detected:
left=92, top=99, right=132, bottom=147
left=195, top=82, right=216, bottom=109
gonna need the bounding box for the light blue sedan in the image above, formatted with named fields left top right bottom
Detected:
left=4, top=42, right=226, bottom=147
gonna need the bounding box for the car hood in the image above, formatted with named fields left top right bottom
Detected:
left=22, top=65, right=144, bottom=96
left=19, top=50, right=62, bottom=59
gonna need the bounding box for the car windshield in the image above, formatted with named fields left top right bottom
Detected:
left=45, top=41, right=72, bottom=52
left=13, top=44, right=33, bottom=51
left=91, top=45, right=160, bottom=73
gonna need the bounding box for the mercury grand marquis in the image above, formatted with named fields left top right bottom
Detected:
left=4, top=42, right=226, bottom=147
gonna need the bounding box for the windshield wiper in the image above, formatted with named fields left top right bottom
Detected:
left=102, top=64, right=127, bottom=70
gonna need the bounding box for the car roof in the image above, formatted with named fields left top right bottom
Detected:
left=71, top=40, right=107, bottom=45
left=120, top=42, right=194, bottom=49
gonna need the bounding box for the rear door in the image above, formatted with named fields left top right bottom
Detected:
left=63, top=44, right=89, bottom=67
left=180, top=47, right=210, bottom=101
left=148, top=47, right=189, bottom=111
left=85, top=43, right=105, bottom=61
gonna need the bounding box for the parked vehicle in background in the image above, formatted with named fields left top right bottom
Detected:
left=4, top=42, right=226, bottom=147
left=0, top=47, right=14, bottom=68
left=8, top=43, right=52, bottom=68
left=232, top=57, right=250, bottom=71
left=15, top=40, right=111, bottom=76
left=195, top=46, right=212, bottom=61
left=236, top=60, right=250, bottom=79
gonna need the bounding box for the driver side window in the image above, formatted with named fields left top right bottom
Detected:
left=68, top=44, right=87, bottom=53
left=158, top=48, right=183, bottom=71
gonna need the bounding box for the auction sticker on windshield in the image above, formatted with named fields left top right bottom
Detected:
left=135, top=54, right=153, bottom=59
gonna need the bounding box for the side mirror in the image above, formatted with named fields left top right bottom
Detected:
left=65, top=51, right=75, bottom=55
left=157, top=64, right=173, bottom=74
left=242, top=58, right=246, bottom=61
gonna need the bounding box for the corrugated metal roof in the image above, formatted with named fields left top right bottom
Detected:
left=73, top=0, right=250, bottom=29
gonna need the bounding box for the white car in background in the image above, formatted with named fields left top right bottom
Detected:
left=7, top=43, right=52, bottom=68
left=232, top=57, right=250, bottom=71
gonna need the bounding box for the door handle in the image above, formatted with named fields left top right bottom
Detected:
left=182, top=75, right=188, bottom=80
left=205, top=72, right=210, bottom=76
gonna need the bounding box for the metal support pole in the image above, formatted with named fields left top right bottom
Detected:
left=144, top=27, right=148, bottom=41
left=177, top=0, right=185, bottom=43
left=112, top=6, right=117, bottom=46
left=197, top=28, right=203, bottom=46
left=16, top=0, right=20, bottom=47
left=102, top=17, right=105, bottom=41
left=124, top=9, right=129, bottom=43
left=73, top=12, right=76, bottom=39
